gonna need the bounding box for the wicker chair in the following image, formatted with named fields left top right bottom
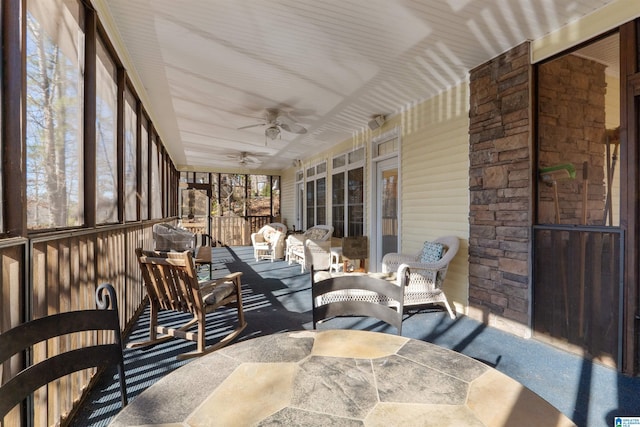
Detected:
left=382, top=235, right=459, bottom=319
left=303, top=238, right=333, bottom=272
left=250, top=222, right=287, bottom=261
left=311, top=265, right=409, bottom=335
left=286, top=225, right=333, bottom=272
left=306, top=239, right=411, bottom=331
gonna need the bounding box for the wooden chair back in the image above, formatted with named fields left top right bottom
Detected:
left=131, top=248, right=246, bottom=359
left=137, top=248, right=202, bottom=314
left=0, top=284, right=127, bottom=420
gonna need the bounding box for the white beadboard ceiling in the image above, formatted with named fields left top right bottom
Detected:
left=94, top=0, right=616, bottom=172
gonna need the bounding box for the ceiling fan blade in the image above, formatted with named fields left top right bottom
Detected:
left=279, top=122, right=307, bottom=134
left=276, top=110, right=307, bottom=134
left=228, top=151, right=263, bottom=165
left=244, top=155, right=261, bottom=163
left=237, top=122, right=265, bottom=130
left=265, top=109, right=279, bottom=123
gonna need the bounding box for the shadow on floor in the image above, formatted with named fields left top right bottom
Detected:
left=73, top=246, right=640, bottom=427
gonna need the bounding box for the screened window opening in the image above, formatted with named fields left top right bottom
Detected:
left=124, top=88, right=138, bottom=221
left=219, top=174, right=246, bottom=216
left=26, top=0, right=85, bottom=229
left=140, top=117, right=149, bottom=220
left=248, top=175, right=280, bottom=218
left=537, top=33, right=620, bottom=227
left=151, top=136, right=161, bottom=219
left=95, top=36, right=118, bottom=224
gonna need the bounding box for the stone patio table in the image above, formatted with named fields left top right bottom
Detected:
left=109, top=329, right=575, bottom=426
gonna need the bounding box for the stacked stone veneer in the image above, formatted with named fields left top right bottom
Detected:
left=468, top=43, right=532, bottom=336
left=537, top=54, right=607, bottom=225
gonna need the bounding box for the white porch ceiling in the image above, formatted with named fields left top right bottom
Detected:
left=95, top=0, right=615, bottom=172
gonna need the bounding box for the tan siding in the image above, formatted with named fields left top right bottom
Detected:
left=400, top=83, right=470, bottom=313
left=280, top=168, right=297, bottom=230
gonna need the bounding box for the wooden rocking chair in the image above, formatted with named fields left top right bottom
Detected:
left=129, top=248, right=246, bottom=360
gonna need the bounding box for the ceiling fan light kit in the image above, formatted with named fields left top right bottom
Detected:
left=265, top=125, right=281, bottom=140
left=238, top=108, right=307, bottom=144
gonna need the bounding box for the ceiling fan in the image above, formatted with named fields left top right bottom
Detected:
left=238, top=108, right=307, bottom=140
left=225, top=151, right=262, bottom=166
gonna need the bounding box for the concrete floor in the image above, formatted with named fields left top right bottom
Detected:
left=73, top=245, right=640, bottom=427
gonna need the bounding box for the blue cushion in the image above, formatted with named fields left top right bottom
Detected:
left=420, top=241, right=444, bottom=263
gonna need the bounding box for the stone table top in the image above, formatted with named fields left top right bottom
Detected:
left=109, top=329, right=575, bottom=426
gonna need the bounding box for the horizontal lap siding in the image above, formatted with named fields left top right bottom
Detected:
left=280, top=168, right=297, bottom=228
left=401, top=83, right=471, bottom=312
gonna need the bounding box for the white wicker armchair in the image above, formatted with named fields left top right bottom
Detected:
left=286, top=225, right=334, bottom=272
left=251, top=223, right=287, bottom=261
left=382, top=235, right=459, bottom=319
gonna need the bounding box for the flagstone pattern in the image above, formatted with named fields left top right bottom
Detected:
left=108, top=329, right=575, bottom=426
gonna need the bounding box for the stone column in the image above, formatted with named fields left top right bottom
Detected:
left=468, top=42, right=532, bottom=336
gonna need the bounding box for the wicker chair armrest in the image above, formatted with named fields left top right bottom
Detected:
left=396, top=263, right=411, bottom=287
left=399, top=261, right=440, bottom=272
left=272, top=231, right=285, bottom=244
left=403, top=262, right=449, bottom=290
left=251, top=233, right=265, bottom=245
left=402, top=257, right=450, bottom=271
left=271, top=232, right=286, bottom=256
left=287, top=234, right=305, bottom=246
left=381, top=253, right=418, bottom=273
